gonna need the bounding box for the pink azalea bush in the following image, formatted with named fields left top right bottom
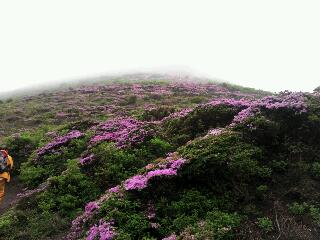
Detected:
left=161, top=108, right=193, bottom=122
left=86, top=220, right=116, bottom=240
left=80, top=154, right=95, bottom=165
left=90, top=117, right=154, bottom=149
left=36, top=130, right=84, bottom=157
left=124, top=153, right=187, bottom=191
left=67, top=153, right=187, bottom=240
left=66, top=191, right=117, bottom=240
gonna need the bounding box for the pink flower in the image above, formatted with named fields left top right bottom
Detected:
left=85, top=201, right=99, bottom=214
left=162, top=234, right=177, bottom=240
left=124, top=175, right=148, bottom=190
left=80, top=154, right=95, bottom=165
left=108, top=186, right=120, bottom=193
left=146, top=169, right=177, bottom=178
left=86, top=220, right=116, bottom=240
left=90, top=118, right=154, bottom=149
left=36, top=130, right=84, bottom=157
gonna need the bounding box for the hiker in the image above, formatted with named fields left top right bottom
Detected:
left=0, top=149, right=14, bottom=206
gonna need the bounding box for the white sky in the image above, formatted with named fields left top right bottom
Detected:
left=0, top=0, right=320, bottom=93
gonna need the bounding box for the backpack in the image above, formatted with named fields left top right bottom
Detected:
left=0, top=151, right=8, bottom=174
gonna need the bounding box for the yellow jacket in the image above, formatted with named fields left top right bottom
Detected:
left=0, top=155, right=13, bottom=182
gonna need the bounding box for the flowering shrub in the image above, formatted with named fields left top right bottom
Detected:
left=66, top=153, right=187, bottom=239
left=80, top=154, right=95, bottom=165
left=36, top=130, right=84, bottom=157
left=257, top=91, right=307, bottom=113
left=124, top=153, right=187, bottom=191
left=206, top=98, right=252, bottom=108
left=66, top=187, right=122, bottom=240
left=231, top=106, right=260, bottom=126
left=86, top=220, right=116, bottom=240
left=90, top=118, right=155, bottom=149
left=85, top=201, right=100, bottom=214
left=20, top=133, right=88, bottom=188
left=161, top=108, right=193, bottom=122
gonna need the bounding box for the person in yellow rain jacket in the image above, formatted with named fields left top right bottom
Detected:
left=0, top=149, right=13, bottom=206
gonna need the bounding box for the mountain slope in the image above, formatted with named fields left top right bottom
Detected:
left=0, top=77, right=319, bottom=240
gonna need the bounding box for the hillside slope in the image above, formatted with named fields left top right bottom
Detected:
left=0, top=78, right=319, bottom=240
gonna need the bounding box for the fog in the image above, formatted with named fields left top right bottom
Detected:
left=1, top=0, right=319, bottom=94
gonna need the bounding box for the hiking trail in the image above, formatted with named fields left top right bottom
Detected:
left=0, top=177, right=24, bottom=214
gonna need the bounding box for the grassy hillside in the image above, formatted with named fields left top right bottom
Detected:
left=0, top=77, right=319, bottom=240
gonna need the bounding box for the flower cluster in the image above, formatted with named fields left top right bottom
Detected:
left=85, top=201, right=100, bottom=214
left=257, top=91, right=307, bottom=113
left=199, top=92, right=307, bottom=139
left=173, top=92, right=307, bottom=130
left=230, top=92, right=307, bottom=125
left=206, top=98, right=252, bottom=108
left=161, top=108, right=193, bottom=122
left=162, top=234, right=177, bottom=240
left=36, top=130, right=84, bottom=157
left=124, top=153, right=187, bottom=191
left=90, top=118, right=154, bottom=149
left=66, top=191, right=117, bottom=240
left=86, top=220, right=116, bottom=240
left=231, top=106, right=260, bottom=126
left=79, top=154, right=95, bottom=165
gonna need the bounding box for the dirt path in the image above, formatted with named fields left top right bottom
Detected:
left=0, top=177, right=24, bottom=214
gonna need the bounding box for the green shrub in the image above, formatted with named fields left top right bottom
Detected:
left=271, top=160, right=288, bottom=172
left=198, top=211, right=241, bottom=239
left=19, top=164, right=48, bottom=188
left=140, top=107, right=175, bottom=121
left=190, top=96, right=205, bottom=104
left=0, top=209, right=69, bottom=240
left=3, top=130, right=47, bottom=172
left=288, top=202, right=308, bottom=215
left=131, top=138, right=172, bottom=161
left=256, top=185, right=268, bottom=200
left=0, top=210, right=14, bottom=232
left=257, top=217, right=273, bottom=232
left=309, top=206, right=320, bottom=225
left=38, top=159, right=99, bottom=219
left=121, top=95, right=137, bottom=105
left=85, top=143, right=141, bottom=188
left=99, top=196, right=149, bottom=239
left=178, top=132, right=266, bottom=201
left=20, top=135, right=89, bottom=187
left=236, top=116, right=280, bottom=149
left=311, top=162, right=320, bottom=178
left=6, top=98, right=13, bottom=103
left=85, top=138, right=172, bottom=189
left=163, top=105, right=240, bottom=146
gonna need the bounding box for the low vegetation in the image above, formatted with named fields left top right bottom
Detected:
left=0, top=77, right=319, bottom=239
